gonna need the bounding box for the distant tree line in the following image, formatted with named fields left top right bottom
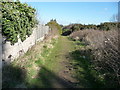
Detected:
left=62, top=22, right=119, bottom=36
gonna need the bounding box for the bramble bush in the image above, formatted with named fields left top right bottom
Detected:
left=1, top=0, right=38, bottom=44
left=70, top=29, right=120, bottom=87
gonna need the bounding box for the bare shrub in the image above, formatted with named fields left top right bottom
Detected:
left=70, top=29, right=120, bottom=86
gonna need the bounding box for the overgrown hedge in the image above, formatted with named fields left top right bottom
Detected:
left=1, top=0, right=38, bottom=44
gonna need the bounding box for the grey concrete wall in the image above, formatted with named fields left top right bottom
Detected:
left=2, top=24, right=50, bottom=64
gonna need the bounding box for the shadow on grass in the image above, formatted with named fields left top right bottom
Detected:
left=69, top=49, right=104, bottom=88
left=2, top=63, right=74, bottom=88
left=2, top=64, right=27, bottom=88
left=28, top=66, right=74, bottom=88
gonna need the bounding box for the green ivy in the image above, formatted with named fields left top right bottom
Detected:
left=1, top=0, right=38, bottom=44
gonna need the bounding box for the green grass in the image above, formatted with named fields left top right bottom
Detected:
left=24, top=36, right=69, bottom=88
left=2, top=37, right=59, bottom=88
left=25, top=37, right=62, bottom=88
left=3, top=35, right=108, bottom=88
left=69, top=50, right=104, bottom=88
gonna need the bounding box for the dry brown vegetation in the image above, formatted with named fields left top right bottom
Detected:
left=70, top=29, right=120, bottom=87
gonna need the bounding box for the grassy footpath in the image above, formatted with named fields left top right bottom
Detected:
left=26, top=36, right=76, bottom=88
left=3, top=36, right=105, bottom=88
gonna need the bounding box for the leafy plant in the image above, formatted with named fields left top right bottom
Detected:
left=1, top=0, right=38, bottom=44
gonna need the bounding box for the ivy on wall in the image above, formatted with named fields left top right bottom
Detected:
left=1, top=0, right=38, bottom=44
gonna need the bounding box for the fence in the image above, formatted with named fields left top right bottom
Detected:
left=2, top=24, right=50, bottom=65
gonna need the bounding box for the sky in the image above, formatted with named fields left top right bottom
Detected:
left=20, top=1, right=118, bottom=25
